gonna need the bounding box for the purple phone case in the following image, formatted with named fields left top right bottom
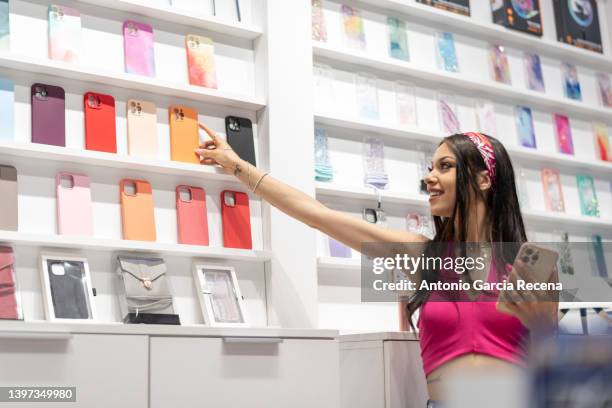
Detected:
left=31, top=83, right=65, bottom=146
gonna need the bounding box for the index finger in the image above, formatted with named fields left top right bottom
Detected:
left=198, top=123, right=217, bottom=140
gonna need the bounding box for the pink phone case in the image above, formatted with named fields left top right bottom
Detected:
left=123, top=20, right=155, bottom=77
left=56, top=172, right=93, bottom=236
left=553, top=114, right=574, bottom=155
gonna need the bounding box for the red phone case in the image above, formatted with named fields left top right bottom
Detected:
left=84, top=92, right=117, bottom=153
left=221, top=190, right=252, bottom=249
left=176, top=185, right=209, bottom=246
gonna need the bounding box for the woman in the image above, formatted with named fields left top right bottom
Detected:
left=195, top=124, right=558, bottom=405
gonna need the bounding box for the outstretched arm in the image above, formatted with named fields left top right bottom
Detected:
left=196, top=123, right=429, bottom=254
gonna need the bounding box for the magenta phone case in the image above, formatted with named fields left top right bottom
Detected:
left=123, top=20, right=156, bottom=77
left=56, top=172, right=93, bottom=236
left=31, top=83, right=65, bottom=146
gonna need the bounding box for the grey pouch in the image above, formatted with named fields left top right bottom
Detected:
left=116, top=256, right=175, bottom=317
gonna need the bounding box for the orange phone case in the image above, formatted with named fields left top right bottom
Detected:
left=127, top=99, right=158, bottom=158
left=84, top=92, right=117, bottom=153
left=169, top=105, right=199, bottom=164
left=120, top=179, right=156, bottom=241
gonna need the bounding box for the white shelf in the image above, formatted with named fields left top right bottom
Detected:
left=314, top=112, right=612, bottom=178
left=559, top=302, right=612, bottom=309
left=0, top=320, right=338, bottom=339
left=317, top=256, right=361, bottom=271
left=313, top=42, right=612, bottom=122
left=355, top=0, right=612, bottom=71
left=315, top=182, right=612, bottom=231
left=0, top=52, right=265, bottom=111
left=0, top=230, right=271, bottom=262
left=0, top=141, right=236, bottom=182
left=77, top=0, right=263, bottom=40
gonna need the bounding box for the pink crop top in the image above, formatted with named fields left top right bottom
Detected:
left=417, top=258, right=529, bottom=376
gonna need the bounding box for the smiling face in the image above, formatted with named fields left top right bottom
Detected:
left=424, top=142, right=457, bottom=218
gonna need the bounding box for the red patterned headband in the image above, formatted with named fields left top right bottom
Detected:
left=464, top=132, right=496, bottom=185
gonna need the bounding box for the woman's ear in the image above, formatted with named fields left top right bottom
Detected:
left=476, top=170, right=492, bottom=191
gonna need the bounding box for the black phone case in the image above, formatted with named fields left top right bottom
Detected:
left=225, top=116, right=256, bottom=167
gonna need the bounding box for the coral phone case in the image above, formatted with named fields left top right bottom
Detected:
left=127, top=99, right=158, bottom=158
left=221, top=190, right=252, bottom=249
left=225, top=116, right=256, bottom=167
left=0, top=77, right=13, bottom=140
left=176, top=185, right=209, bottom=246
left=84, top=92, right=117, bottom=153
left=120, top=179, right=156, bottom=241
left=186, top=34, right=218, bottom=89
left=31, top=83, right=65, bottom=146
left=0, top=165, right=17, bottom=231
left=56, top=172, right=93, bottom=236
left=123, top=20, right=155, bottom=77
left=0, top=246, right=21, bottom=320
left=48, top=4, right=81, bottom=63
left=541, top=168, right=565, bottom=212
left=594, top=122, right=610, bottom=162
left=169, top=105, right=199, bottom=164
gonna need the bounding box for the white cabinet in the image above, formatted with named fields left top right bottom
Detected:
left=0, top=333, right=148, bottom=408
left=340, top=332, right=428, bottom=408
left=149, top=336, right=340, bottom=408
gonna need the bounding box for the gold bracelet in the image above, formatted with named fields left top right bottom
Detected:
left=247, top=162, right=253, bottom=191
left=252, top=172, right=269, bottom=194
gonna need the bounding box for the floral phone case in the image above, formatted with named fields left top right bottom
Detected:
left=475, top=100, right=496, bottom=137
left=561, top=62, right=581, bottom=101
left=312, top=0, right=327, bottom=42
left=0, top=0, right=9, bottom=50
left=436, top=32, right=458, bottom=72
left=314, top=127, right=333, bottom=182
left=596, top=72, right=612, bottom=108
left=593, top=122, right=610, bottom=162
left=540, top=168, right=565, bottom=212
left=363, top=136, right=388, bottom=189
left=556, top=232, right=574, bottom=275
left=524, top=52, right=545, bottom=92
left=576, top=174, right=599, bottom=217
left=341, top=5, right=366, bottom=50
left=355, top=72, right=379, bottom=120
left=123, top=20, right=156, bottom=77
left=387, top=17, right=409, bottom=61
left=553, top=113, right=574, bottom=155
left=516, top=106, right=536, bottom=148
left=438, top=93, right=460, bottom=134
left=489, top=44, right=511, bottom=84
left=48, top=5, right=81, bottom=63
left=186, top=34, right=217, bottom=89
left=394, top=81, right=417, bottom=126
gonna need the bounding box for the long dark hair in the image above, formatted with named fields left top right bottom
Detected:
left=405, top=133, right=528, bottom=329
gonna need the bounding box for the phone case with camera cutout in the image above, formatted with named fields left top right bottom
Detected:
left=84, top=92, right=116, bottom=153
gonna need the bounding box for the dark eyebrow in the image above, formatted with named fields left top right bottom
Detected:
left=435, top=156, right=456, bottom=162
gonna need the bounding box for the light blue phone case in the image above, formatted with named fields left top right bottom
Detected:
left=0, top=77, right=14, bottom=140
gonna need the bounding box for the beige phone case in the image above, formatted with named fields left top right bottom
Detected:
left=127, top=99, right=158, bottom=158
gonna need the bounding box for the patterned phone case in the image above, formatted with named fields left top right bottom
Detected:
left=596, top=72, right=612, bottom=108
left=561, top=62, right=581, bottom=101
left=591, top=235, right=607, bottom=278
left=540, top=168, right=565, bottom=212
left=0, top=78, right=13, bottom=140
left=475, top=100, right=496, bottom=137
left=489, top=44, right=511, bottom=84
left=169, top=105, right=199, bottom=164
left=363, top=136, right=388, bottom=189
left=314, top=127, right=333, bottom=182
left=48, top=5, right=81, bottom=63
left=593, top=122, right=610, bottom=162
left=556, top=232, right=574, bottom=276
left=438, top=93, right=460, bottom=134
left=516, top=106, right=536, bottom=148
left=0, top=165, right=17, bottom=231
left=524, top=53, right=545, bottom=92
left=313, top=63, right=334, bottom=113
left=311, top=0, right=327, bottom=42
left=0, top=0, right=9, bottom=51
left=123, top=20, right=155, bottom=77
left=176, top=185, right=209, bottom=246
left=56, top=172, right=93, bottom=236
left=120, top=179, right=156, bottom=241
left=355, top=72, right=379, bottom=120
left=553, top=113, right=574, bottom=155
left=387, top=17, right=409, bottom=61
left=394, top=81, right=417, bottom=126
left=341, top=5, right=366, bottom=50
left=436, top=32, right=458, bottom=72
left=576, top=174, right=599, bottom=217
left=127, top=99, right=158, bottom=158
left=186, top=34, right=217, bottom=89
